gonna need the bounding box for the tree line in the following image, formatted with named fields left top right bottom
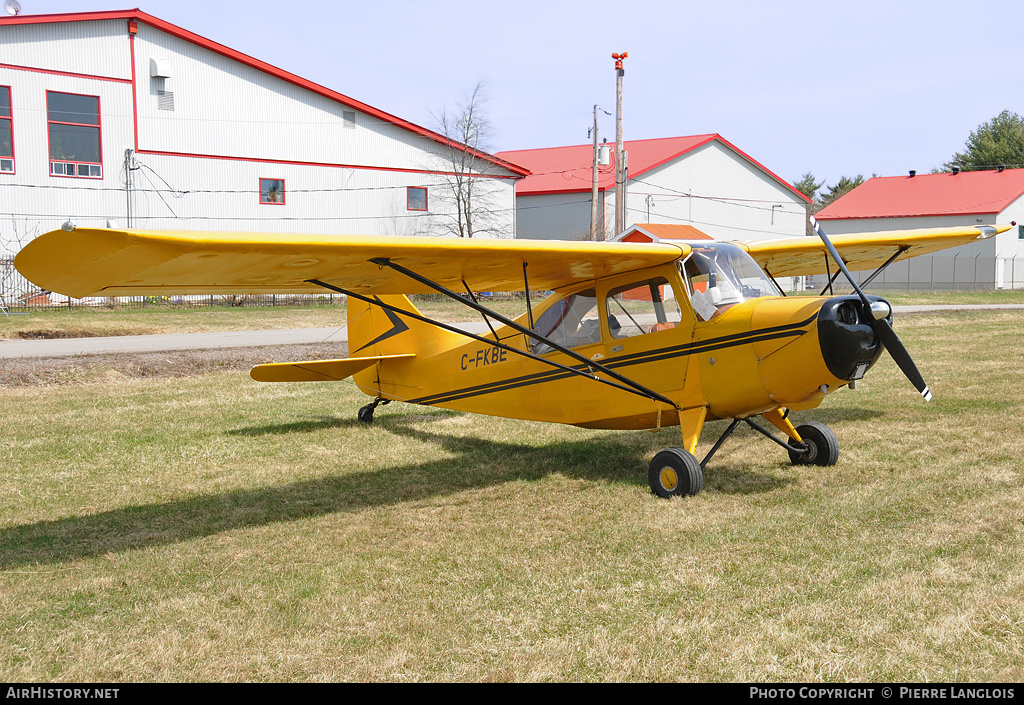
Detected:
left=794, top=110, right=1024, bottom=210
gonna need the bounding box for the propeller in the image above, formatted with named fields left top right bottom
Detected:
left=810, top=216, right=932, bottom=402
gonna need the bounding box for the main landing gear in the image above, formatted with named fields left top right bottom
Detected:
left=647, top=415, right=839, bottom=499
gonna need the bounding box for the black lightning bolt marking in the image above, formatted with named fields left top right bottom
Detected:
left=353, top=297, right=410, bottom=353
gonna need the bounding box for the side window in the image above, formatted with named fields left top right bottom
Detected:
left=407, top=186, right=428, bottom=211
left=0, top=86, right=13, bottom=174
left=259, top=178, right=285, bottom=204
left=47, top=91, right=102, bottom=178
left=530, top=289, right=600, bottom=354
left=605, top=277, right=681, bottom=339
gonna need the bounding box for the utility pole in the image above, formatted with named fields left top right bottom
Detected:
left=591, top=105, right=600, bottom=240
left=589, top=105, right=610, bottom=240
left=124, top=148, right=134, bottom=228
left=612, top=52, right=627, bottom=237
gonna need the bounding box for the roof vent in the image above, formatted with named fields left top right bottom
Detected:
left=951, top=166, right=961, bottom=175
left=909, top=170, right=916, bottom=177
left=997, top=164, right=1006, bottom=173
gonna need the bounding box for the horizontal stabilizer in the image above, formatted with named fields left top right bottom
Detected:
left=250, top=353, right=414, bottom=383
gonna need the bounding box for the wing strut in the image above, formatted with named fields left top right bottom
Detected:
left=306, top=278, right=677, bottom=408
left=763, top=266, right=787, bottom=297
left=859, top=246, right=909, bottom=290
left=523, top=262, right=535, bottom=331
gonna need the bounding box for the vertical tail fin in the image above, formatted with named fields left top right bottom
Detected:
left=348, top=295, right=459, bottom=398
left=348, top=294, right=431, bottom=357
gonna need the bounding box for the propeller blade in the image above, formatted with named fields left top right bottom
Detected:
left=810, top=216, right=872, bottom=309
left=810, top=216, right=932, bottom=401
left=870, top=316, right=932, bottom=401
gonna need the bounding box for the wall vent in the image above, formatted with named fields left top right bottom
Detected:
left=343, top=111, right=356, bottom=129
left=157, top=90, right=175, bottom=111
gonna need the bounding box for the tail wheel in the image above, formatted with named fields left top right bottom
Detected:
left=648, top=448, right=703, bottom=498
left=357, top=404, right=375, bottom=424
left=788, top=421, right=840, bottom=466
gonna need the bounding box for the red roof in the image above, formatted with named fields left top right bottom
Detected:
left=816, top=169, right=1024, bottom=220
left=616, top=223, right=713, bottom=242
left=0, top=9, right=530, bottom=177
left=495, top=134, right=810, bottom=202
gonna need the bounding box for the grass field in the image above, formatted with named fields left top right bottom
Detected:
left=1, top=309, right=1022, bottom=682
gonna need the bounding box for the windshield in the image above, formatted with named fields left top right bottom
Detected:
left=680, top=242, right=780, bottom=321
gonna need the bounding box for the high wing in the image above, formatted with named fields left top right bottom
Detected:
left=739, top=224, right=1013, bottom=277
left=14, top=228, right=689, bottom=299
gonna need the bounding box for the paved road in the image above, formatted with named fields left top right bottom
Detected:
left=0, top=322, right=492, bottom=359
left=1, top=305, right=1020, bottom=359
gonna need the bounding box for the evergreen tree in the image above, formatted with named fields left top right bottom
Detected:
left=945, top=110, right=1024, bottom=171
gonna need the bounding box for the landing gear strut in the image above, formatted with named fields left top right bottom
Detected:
left=357, top=397, right=390, bottom=424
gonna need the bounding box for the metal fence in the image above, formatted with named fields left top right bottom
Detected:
left=3, top=254, right=1024, bottom=313
left=799, top=255, right=1024, bottom=295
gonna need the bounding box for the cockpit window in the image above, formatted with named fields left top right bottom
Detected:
left=680, top=243, right=780, bottom=321
left=530, top=289, right=600, bottom=354
left=605, top=278, right=681, bottom=339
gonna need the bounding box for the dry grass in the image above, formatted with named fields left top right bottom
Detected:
left=0, top=310, right=1021, bottom=682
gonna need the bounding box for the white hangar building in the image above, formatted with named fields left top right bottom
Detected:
left=495, top=135, right=811, bottom=243
left=815, top=169, right=1024, bottom=290
left=0, top=9, right=528, bottom=278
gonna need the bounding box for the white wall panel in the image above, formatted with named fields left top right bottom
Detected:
left=0, top=20, right=131, bottom=80
left=131, top=23, right=509, bottom=177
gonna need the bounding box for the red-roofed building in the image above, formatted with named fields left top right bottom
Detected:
left=495, top=135, right=810, bottom=243
left=817, top=170, right=1024, bottom=289
left=613, top=223, right=713, bottom=243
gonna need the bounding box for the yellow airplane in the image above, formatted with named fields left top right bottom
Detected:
left=14, top=219, right=1013, bottom=498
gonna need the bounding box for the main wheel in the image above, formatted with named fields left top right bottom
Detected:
left=788, top=421, right=840, bottom=466
left=648, top=448, right=703, bottom=498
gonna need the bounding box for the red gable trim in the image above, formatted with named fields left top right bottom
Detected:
left=0, top=61, right=132, bottom=84
left=0, top=9, right=530, bottom=177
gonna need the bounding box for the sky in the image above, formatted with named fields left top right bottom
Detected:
left=12, top=0, right=1024, bottom=193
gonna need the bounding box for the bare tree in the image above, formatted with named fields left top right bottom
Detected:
left=433, top=83, right=509, bottom=238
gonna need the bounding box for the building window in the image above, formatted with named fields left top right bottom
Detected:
left=1019, top=224, right=1024, bottom=240
left=259, top=178, right=285, bottom=205
left=343, top=111, right=356, bottom=129
left=47, top=91, right=102, bottom=179
left=407, top=186, right=428, bottom=211
left=0, top=86, right=13, bottom=174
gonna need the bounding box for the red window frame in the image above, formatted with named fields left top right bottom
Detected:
left=259, top=178, right=286, bottom=205
left=0, top=85, right=13, bottom=175
left=46, top=90, right=103, bottom=179
left=407, top=186, right=428, bottom=211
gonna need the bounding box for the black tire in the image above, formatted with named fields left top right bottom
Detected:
left=357, top=404, right=375, bottom=424
left=788, top=421, right=840, bottom=466
left=648, top=448, right=703, bottom=498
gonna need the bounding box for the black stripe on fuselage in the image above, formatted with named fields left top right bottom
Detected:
left=406, top=313, right=818, bottom=406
